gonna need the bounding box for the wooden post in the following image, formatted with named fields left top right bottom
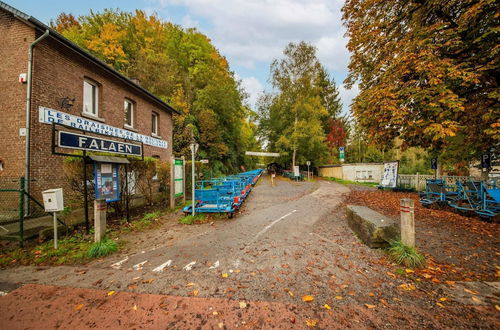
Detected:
left=94, top=199, right=106, bottom=242
left=400, top=198, right=415, bottom=247
left=416, top=172, right=420, bottom=191
left=170, top=156, right=175, bottom=209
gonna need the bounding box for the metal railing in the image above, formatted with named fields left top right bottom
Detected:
left=397, top=174, right=479, bottom=191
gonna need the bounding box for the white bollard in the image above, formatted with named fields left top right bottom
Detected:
left=400, top=198, right=415, bottom=247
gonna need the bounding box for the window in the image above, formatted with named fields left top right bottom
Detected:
left=83, top=80, right=99, bottom=116
left=124, top=99, right=134, bottom=127
left=152, top=112, right=159, bottom=135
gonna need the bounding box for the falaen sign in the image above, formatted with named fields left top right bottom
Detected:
left=58, top=131, right=142, bottom=156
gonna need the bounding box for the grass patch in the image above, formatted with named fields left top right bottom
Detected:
left=179, top=213, right=207, bottom=225
left=87, top=238, right=118, bottom=258
left=0, top=232, right=96, bottom=266
left=387, top=240, right=426, bottom=268
left=327, top=177, right=379, bottom=188
left=128, top=211, right=162, bottom=231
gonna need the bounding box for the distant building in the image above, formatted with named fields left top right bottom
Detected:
left=318, top=163, right=385, bottom=183
left=0, top=2, right=179, bottom=199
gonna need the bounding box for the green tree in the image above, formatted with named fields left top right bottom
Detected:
left=259, top=41, right=342, bottom=168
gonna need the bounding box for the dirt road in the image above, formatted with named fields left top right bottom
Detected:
left=0, top=176, right=498, bottom=329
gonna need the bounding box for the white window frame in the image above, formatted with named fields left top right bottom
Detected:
left=124, top=99, right=134, bottom=128
left=152, top=112, right=159, bottom=136
left=83, top=79, right=99, bottom=116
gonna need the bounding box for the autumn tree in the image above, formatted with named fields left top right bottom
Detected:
left=342, top=0, right=499, bottom=170
left=258, top=41, right=342, bottom=168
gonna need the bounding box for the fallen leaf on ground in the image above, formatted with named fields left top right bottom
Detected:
left=324, top=304, right=331, bottom=310
left=239, top=301, right=247, bottom=309
left=471, top=296, right=482, bottom=303
left=386, top=272, right=396, bottom=278
left=464, top=288, right=478, bottom=295
left=436, top=302, right=445, bottom=308
left=192, top=290, right=199, bottom=296
left=132, top=304, right=137, bottom=311
left=405, top=269, right=414, bottom=273
left=222, top=273, right=229, bottom=278
left=445, top=281, right=456, bottom=286
left=107, top=291, right=115, bottom=296
left=186, top=282, right=196, bottom=287
left=495, top=305, right=500, bottom=311
left=365, top=304, right=376, bottom=309
left=335, top=296, right=343, bottom=300
left=399, top=283, right=416, bottom=291
left=305, top=319, right=318, bottom=327
left=302, top=295, right=314, bottom=302
left=422, top=274, right=432, bottom=279
left=439, top=297, right=448, bottom=302
left=74, top=304, right=84, bottom=310
left=368, top=292, right=375, bottom=297
left=143, top=279, right=155, bottom=284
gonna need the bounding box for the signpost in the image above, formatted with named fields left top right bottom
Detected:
left=293, top=165, right=300, bottom=181
left=306, top=161, right=311, bottom=180
left=190, top=143, right=199, bottom=216
left=170, top=157, right=186, bottom=208
left=339, top=147, right=345, bottom=163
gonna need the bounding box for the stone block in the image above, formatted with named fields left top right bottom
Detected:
left=346, top=205, right=400, bottom=248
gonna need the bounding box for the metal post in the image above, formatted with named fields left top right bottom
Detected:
left=53, top=212, right=58, bottom=249
left=83, top=157, right=89, bottom=234
left=182, top=156, right=186, bottom=204
left=170, top=156, right=175, bottom=209
left=125, top=164, right=130, bottom=222
left=192, top=151, right=195, bottom=216
left=19, top=177, right=25, bottom=248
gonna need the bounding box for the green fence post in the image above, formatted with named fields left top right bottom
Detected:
left=19, top=176, right=25, bottom=248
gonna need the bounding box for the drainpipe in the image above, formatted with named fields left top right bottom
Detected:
left=25, top=29, right=50, bottom=208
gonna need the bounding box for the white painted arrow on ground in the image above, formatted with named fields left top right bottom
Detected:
left=153, top=260, right=172, bottom=272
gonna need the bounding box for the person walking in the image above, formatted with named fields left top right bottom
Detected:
left=270, top=168, right=276, bottom=187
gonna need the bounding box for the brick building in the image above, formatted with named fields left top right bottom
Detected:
left=0, top=2, right=178, bottom=201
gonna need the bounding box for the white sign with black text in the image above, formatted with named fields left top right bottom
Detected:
left=39, top=106, right=168, bottom=149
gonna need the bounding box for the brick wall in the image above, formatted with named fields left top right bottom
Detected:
left=0, top=11, right=174, bottom=203
left=0, top=9, right=34, bottom=178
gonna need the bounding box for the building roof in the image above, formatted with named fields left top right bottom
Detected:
left=0, top=1, right=180, bottom=115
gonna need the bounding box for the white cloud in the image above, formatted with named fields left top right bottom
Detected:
left=339, top=83, right=359, bottom=116
left=181, top=14, right=199, bottom=28
left=151, top=0, right=355, bottom=111
left=238, top=76, right=264, bottom=108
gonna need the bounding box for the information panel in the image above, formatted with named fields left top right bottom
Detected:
left=94, top=163, right=120, bottom=202
left=380, top=161, right=399, bottom=188
left=174, top=159, right=184, bottom=197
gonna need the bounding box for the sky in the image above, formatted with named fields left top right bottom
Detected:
left=6, top=0, right=358, bottom=113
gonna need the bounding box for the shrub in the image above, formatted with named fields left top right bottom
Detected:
left=387, top=240, right=425, bottom=268
left=87, top=238, right=118, bottom=258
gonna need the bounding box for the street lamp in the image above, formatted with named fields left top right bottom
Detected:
left=190, top=143, right=199, bottom=216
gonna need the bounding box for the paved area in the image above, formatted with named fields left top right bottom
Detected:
left=0, top=176, right=498, bottom=328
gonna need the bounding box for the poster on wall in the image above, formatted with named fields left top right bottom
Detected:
left=380, top=161, right=399, bottom=188
left=94, top=163, right=120, bottom=202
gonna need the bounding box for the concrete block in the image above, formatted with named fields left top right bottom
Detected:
left=346, top=205, right=400, bottom=248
